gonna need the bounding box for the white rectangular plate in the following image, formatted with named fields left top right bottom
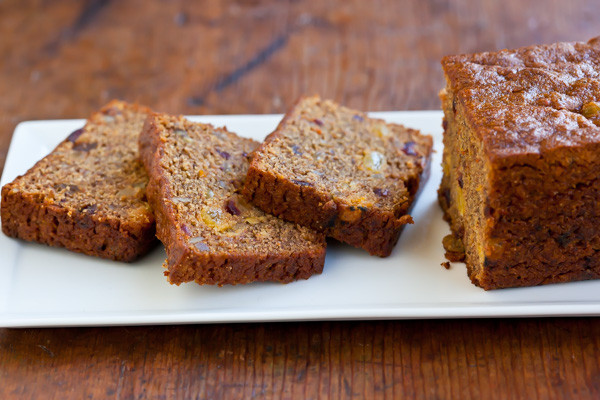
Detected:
left=2, top=111, right=600, bottom=328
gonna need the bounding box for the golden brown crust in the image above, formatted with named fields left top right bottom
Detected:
left=244, top=165, right=413, bottom=256
left=1, top=101, right=157, bottom=261
left=442, top=37, right=600, bottom=160
left=139, top=113, right=326, bottom=286
left=1, top=187, right=156, bottom=261
left=243, top=96, right=433, bottom=257
left=439, top=36, right=600, bottom=289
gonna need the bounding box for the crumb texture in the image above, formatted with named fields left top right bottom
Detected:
left=1, top=101, right=156, bottom=261
left=243, top=96, right=433, bottom=257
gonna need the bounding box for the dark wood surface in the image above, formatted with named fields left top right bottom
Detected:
left=1, top=0, right=600, bottom=398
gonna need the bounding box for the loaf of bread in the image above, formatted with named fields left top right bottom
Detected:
left=139, top=113, right=327, bottom=285
left=243, top=96, right=433, bottom=257
left=439, top=36, right=600, bottom=289
left=1, top=101, right=157, bottom=261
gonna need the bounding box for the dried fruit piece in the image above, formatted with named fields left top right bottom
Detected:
left=456, top=185, right=466, bottom=216
left=362, top=151, right=386, bottom=172
left=81, top=204, right=98, bottom=215
left=216, top=149, right=231, bottom=160
left=244, top=216, right=267, bottom=225
left=117, top=186, right=142, bottom=200
left=172, top=196, right=192, bottom=204
left=73, top=142, right=98, bottom=152
left=67, top=128, right=84, bottom=143
left=225, top=199, right=242, bottom=216
left=442, top=234, right=465, bottom=262
left=373, top=123, right=391, bottom=138
left=200, top=208, right=222, bottom=228
left=219, top=162, right=233, bottom=173
left=373, top=187, right=389, bottom=197
left=54, top=183, right=80, bottom=193
left=582, top=101, right=600, bottom=118
left=314, top=151, right=326, bottom=161
left=401, top=141, right=418, bottom=156
left=200, top=208, right=235, bottom=232
left=189, top=236, right=209, bottom=251
left=229, top=178, right=244, bottom=192
left=174, top=129, right=188, bottom=137
left=292, top=179, right=313, bottom=187
left=339, top=205, right=362, bottom=222
left=223, top=223, right=245, bottom=237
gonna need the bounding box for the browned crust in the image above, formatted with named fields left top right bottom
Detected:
left=139, top=115, right=326, bottom=285
left=440, top=158, right=600, bottom=290
left=475, top=256, right=600, bottom=289
left=243, top=97, right=432, bottom=257
left=0, top=101, right=157, bottom=262
left=438, top=38, right=600, bottom=289
left=243, top=165, right=413, bottom=257
left=1, top=184, right=156, bottom=262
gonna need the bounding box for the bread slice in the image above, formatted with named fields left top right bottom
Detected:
left=243, top=96, right=433, bottom=257
left=139, top=113, right=326, bottom=285
left=1, top=101, right=157, bottom=261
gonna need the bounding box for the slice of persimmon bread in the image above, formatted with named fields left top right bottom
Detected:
left=243, top=96, right=433, bottom=257
left=1, top=100, right=156, bottom=261
left=139, top=113, right=326, bottom=285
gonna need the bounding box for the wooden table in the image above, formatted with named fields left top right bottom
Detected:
left=1, top=1, right=599, bottom=398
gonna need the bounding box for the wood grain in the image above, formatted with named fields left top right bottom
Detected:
left=2, top=0, right=600, bottom=398
left=2, top=320, right=600, bottom=399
